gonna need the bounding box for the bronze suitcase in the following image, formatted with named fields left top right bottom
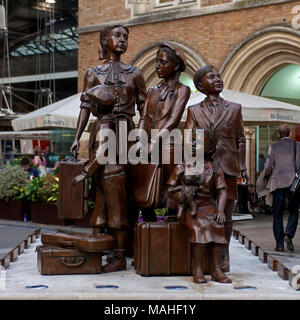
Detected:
left=58, top=159, right=89, bottom=220
left=134, top=220, right=192, bottom=276
left=41, top=231, right=115, bottom=252
left=37, top=245, right=102, bottom=275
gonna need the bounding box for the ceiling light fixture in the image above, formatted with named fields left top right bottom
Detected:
left=45, top=0, right=56, bottom=3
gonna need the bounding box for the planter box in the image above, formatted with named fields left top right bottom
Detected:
left=0, top=200, right=30, bottom=221
left=31, top=202, right=71, bottom=225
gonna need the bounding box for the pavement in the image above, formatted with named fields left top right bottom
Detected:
left=0, top=213, right=299, bottom=300
left=232, top=212, right=300, bottom=287
left=0, top=225, right=36, bottom=261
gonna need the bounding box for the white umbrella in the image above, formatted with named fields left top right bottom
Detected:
left=11, top=89, right=300, bottom=131
left=11, top=93, right=94, bottom=131
left=11, top=92, right=141, bottom=131
left=183, top=89, right=300, bottom=124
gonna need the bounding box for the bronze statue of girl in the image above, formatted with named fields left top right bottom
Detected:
left=130, top=42, right=191, bottom=222
left=70, top=24, right=147, bottom=273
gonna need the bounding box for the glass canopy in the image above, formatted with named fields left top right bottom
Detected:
left=11, top=26, right=78, bottom=57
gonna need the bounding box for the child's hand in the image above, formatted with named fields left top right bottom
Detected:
left=214, top=211, right=226, bottom=224
left=168, top=185, right=183, bottom=194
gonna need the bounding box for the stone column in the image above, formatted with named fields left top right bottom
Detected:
left=244, top=127, right=256, bottom=184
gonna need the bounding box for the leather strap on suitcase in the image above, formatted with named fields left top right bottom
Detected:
left=41, top=231, right=115, bottom=252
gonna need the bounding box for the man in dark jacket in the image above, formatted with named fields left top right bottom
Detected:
left=264, top=124, right=300, bottom=252
left=21, top=157, right=39, bottom=179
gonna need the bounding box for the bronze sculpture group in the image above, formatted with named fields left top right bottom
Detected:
left=63, top=24, right=248, bottom=284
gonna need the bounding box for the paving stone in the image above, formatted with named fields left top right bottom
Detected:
left=234, top=230, right=239, bottom=240
left=18, top=242, right=25, bottom=255
left=251, top=243, right=259, bottom=256
left=245, top=238, right=252, bottom=250
left=0, top=254, right=10, bottom=269
left=9, top=247, right=19, bottom=262
left=267, top=254, right=278, bottom=271
left=277, top=261, right=290, bottom=281
left=258, top=248, right=268, bottom=263
left=238, top=234, right=245, bottom=245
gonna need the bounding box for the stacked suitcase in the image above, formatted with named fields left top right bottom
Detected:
left=37, top=231, right=115, bottom=275
left=39, top=158, right=198, bottom=277
left=36, top=158, right=115, bottom=275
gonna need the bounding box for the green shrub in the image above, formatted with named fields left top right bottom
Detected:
left=14, top=174, right=59, bottom=205
left=8, top=158, right=23, bottom=167
left=0, top=166, right=29, bottom=201
left=39, top=175, right=59, bottom=205
left=15, top=174, right=92, bottom=208
left=154, top=207, right=168, bottom=216
left=20, top=175, right=56, bottom=203
left=21, top=176, right=44, bottom=202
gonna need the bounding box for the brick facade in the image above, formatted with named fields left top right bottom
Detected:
left=78, top=0, right=131, bottom=28
left=78, top=0, right=299, bottom=91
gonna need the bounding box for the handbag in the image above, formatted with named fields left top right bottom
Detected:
left=290, top=141, right=300, bottom=194
left=129, top=163, right=163, bottom=208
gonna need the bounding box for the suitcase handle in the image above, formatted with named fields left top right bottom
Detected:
left=59, top=257, right=86, bottom=268
left=56, top=239, right=76, bottom=247
left=163, top=215, right=177, bottom=223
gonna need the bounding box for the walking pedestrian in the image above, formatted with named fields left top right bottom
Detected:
left=264, top=124, right=300, bottom=252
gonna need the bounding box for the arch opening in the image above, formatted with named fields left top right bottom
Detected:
left=131, top=41, right=206, bottom=90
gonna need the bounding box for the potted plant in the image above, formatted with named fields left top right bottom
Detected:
left=0, top=165, right=29, bottom=221
left=137, top=207, right=168, bottom=223
left=155, top=208, right=168, bottom=222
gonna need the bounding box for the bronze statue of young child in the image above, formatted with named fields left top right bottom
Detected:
left=168, top=131, right=232, bottom=284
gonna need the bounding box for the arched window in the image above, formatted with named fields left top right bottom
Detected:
left=220, top=27, right=300, bottom=95
left=179, top=74, right=197, bottom=93
left=131, top=41, right=205, bottom=90
left=260, top=64, right=300, bottom=106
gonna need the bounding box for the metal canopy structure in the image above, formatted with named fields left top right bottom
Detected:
left=0, top=129, right=50, bottom=139
left=11, top=27, right=78, bottom=57
left=0, top=0, right=78, bottom=119
left=2, top=0, right=78, bottom=58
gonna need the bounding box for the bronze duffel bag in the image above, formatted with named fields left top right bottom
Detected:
left=37, top=245, right=102, bottom=275
left=58, top=158, right=89, bottom=220
left=134, top=218, right=192, bottom=276
left=41, top=231, right=115, bottom=252
left=127, top=163, right=163, bottom=209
